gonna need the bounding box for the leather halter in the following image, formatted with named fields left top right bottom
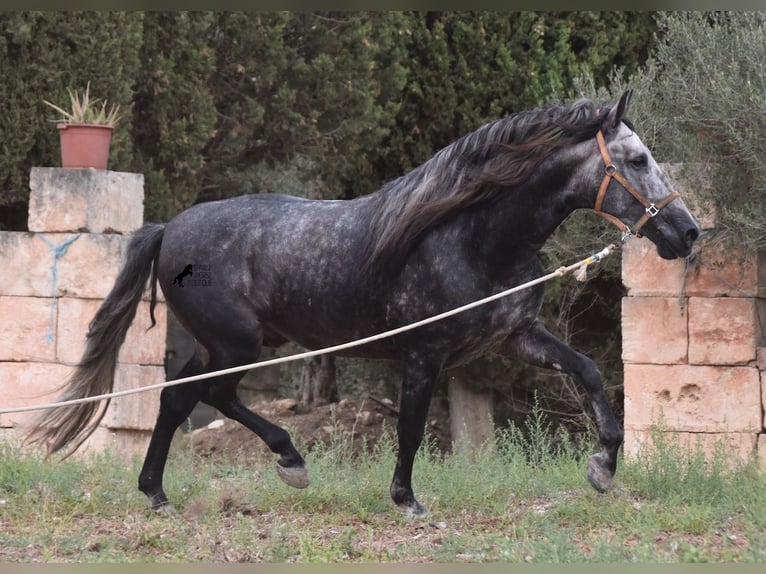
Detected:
left=594, top=130, right=681, bottom=239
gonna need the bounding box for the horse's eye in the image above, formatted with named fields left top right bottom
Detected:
left=630, top=154, right=648, bottom=168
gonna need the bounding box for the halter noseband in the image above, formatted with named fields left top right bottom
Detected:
left=593, top=129, right=681, bottom=239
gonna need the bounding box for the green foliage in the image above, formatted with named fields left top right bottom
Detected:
left=653, top=12, right=766, bottom=249
left=372, top=12, right=656, bottom=184
left=198, top=12, right=404, bottom=204
left=1, top=11, right=657, bottom=224
left=132, top=12, right=217, bottom=220
left=0, top=12, right=142, bottom=207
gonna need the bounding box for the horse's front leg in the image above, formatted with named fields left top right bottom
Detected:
left=501, top=321, right=623, bottom=492
left=390, top=352, right=442, bottom=517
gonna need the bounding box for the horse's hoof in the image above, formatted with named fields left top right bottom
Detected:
left=151, top=501, right=177, bottom=515
left=276, top=462, right=309, bottom=489
left=587, top=452, right=614, bottom=493
left=147, top=491, right=173, bottom=513
left=398, top=500, right=428, bottom=519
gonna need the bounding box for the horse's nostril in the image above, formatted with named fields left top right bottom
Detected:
left=686, top=226, right=700, bottom=245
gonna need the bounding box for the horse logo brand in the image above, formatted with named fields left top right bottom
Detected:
left=172, top=264, right=193, bottom=287
left=172, top=263, right=212, bottom=287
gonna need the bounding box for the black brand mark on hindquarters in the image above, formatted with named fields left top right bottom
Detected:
left=172, top=264, right=193, bottom=287
left=173, top=263, right=213, bottom=287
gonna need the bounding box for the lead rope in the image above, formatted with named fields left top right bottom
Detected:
left=0, top=242, right=621, bottom=416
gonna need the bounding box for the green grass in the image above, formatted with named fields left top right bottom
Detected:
left=1, top=415, right=764, bottom=563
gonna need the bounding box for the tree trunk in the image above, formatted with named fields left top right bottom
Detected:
left=447, top=372, right=495, bottom=456
left=298, top=355, right=339, bottom=405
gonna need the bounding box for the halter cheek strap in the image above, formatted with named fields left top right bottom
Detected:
left=594, top=130, right=681, bottom=238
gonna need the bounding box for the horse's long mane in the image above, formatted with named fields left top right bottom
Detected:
left=365, top=98, right=609, bottom=269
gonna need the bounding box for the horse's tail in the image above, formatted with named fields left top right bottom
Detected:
left=25, top=223, right=166, bottom=458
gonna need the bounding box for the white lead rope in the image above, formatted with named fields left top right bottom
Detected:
left=0, top=243, right=619, bottom=416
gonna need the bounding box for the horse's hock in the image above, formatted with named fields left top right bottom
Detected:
left=621, top=177, right=766, bottom=464
left=0, top=167, right=167, bottom=455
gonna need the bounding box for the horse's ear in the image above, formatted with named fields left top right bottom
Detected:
left=603, top=90, right=633, bottom=133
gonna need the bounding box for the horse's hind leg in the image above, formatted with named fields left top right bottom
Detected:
left=198, top=328, right=307, bottom=488
left=138, top=350, right=206, bottom=510
left=502, top=321, right=623, bottom=492
left=137, top=345, right=307, bottom=511
left=200, top=379, right=308, bottom=489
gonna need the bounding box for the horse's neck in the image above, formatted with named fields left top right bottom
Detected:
left=463, top=183, right=579, bottom=269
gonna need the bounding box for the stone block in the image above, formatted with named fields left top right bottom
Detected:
left=0, top=231, right=124, bottom=299
left=760, top=252, right=766, bottom=299
left=762, top=370, right=766, bottom=431
left=78, top=427, right=152, bottom=458
left=53, top=232, right=163, bottom=302
left=624, top=364, right=762, bottom=433
left=102, top=364, right=164, bottom=430
left=56, top=298, right=167, bottom=365
left=0, top=361, right=76, bottom=428
left=0, top=230, right=164, bottom=302
left=28, top=167, right=144, bottom=234
left=0, top=232, right=54, bottom=297
left=683, top=245, right=765, bottom=298
left=621, top=237, right=686, bottom=297
left=0, top=296, right=57, bottom=361
left=621, top=297, right=688, bottom=364
left=48, top=233, right=126, bottom=299
left=621, top=236, right=765, bottom=299
left=758, top=434, right=766, bottom=467
left=688, top=297, right=760, bottom=365
left=624, top=429, right=757, bottom=465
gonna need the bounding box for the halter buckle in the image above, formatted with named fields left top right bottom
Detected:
left=605, top=164, right=617, bottom=176
left=646, top=203, right=659, bottom=217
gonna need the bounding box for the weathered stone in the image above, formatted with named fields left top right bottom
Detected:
left=28, top=167, right=144, bottom=234
left=621, top=237, right=686, bottom=297
left=0, top=361, right=76, bottom=428
left=683, top=246, right=765, bottom=298
left=78, top=427, right=152, bottom=458
left=0, top=296, right=57, bottom=361
left=102, top=364, right=164, bottom=430
left=762, top=370, right=766, bottom=431
left=0, top=230, right=164, bottom=302
left=758, top=434, right=766, bottom=467
left=756, top=347, right=766, bottom=371
left=271, top=398, right=298, bottom=414
left=48, top=233, right=126, bottom=299
left=624, top=364, right=762, bottom=433
left=688, top=297, right=760, bottom=365
left=56, top=298, right=167, bottom=365
left=621, top=297, right=688, bottom=364
left=622, top=236, right=765, bottom=298
left=0, top=233, right=56, bottom=297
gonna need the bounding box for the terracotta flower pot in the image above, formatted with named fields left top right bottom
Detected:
left=57, top=123, right=114, bottom=169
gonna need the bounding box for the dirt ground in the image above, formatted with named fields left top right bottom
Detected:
left=185, top=396, right=453, bottom=464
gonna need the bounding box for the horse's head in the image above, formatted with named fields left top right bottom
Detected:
left=588, top=91, right=700, bottom=259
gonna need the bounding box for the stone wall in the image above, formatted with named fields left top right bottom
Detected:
left=621, top=235, right=766, bottom=465
left=0, top=168, right=166, bottom=456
